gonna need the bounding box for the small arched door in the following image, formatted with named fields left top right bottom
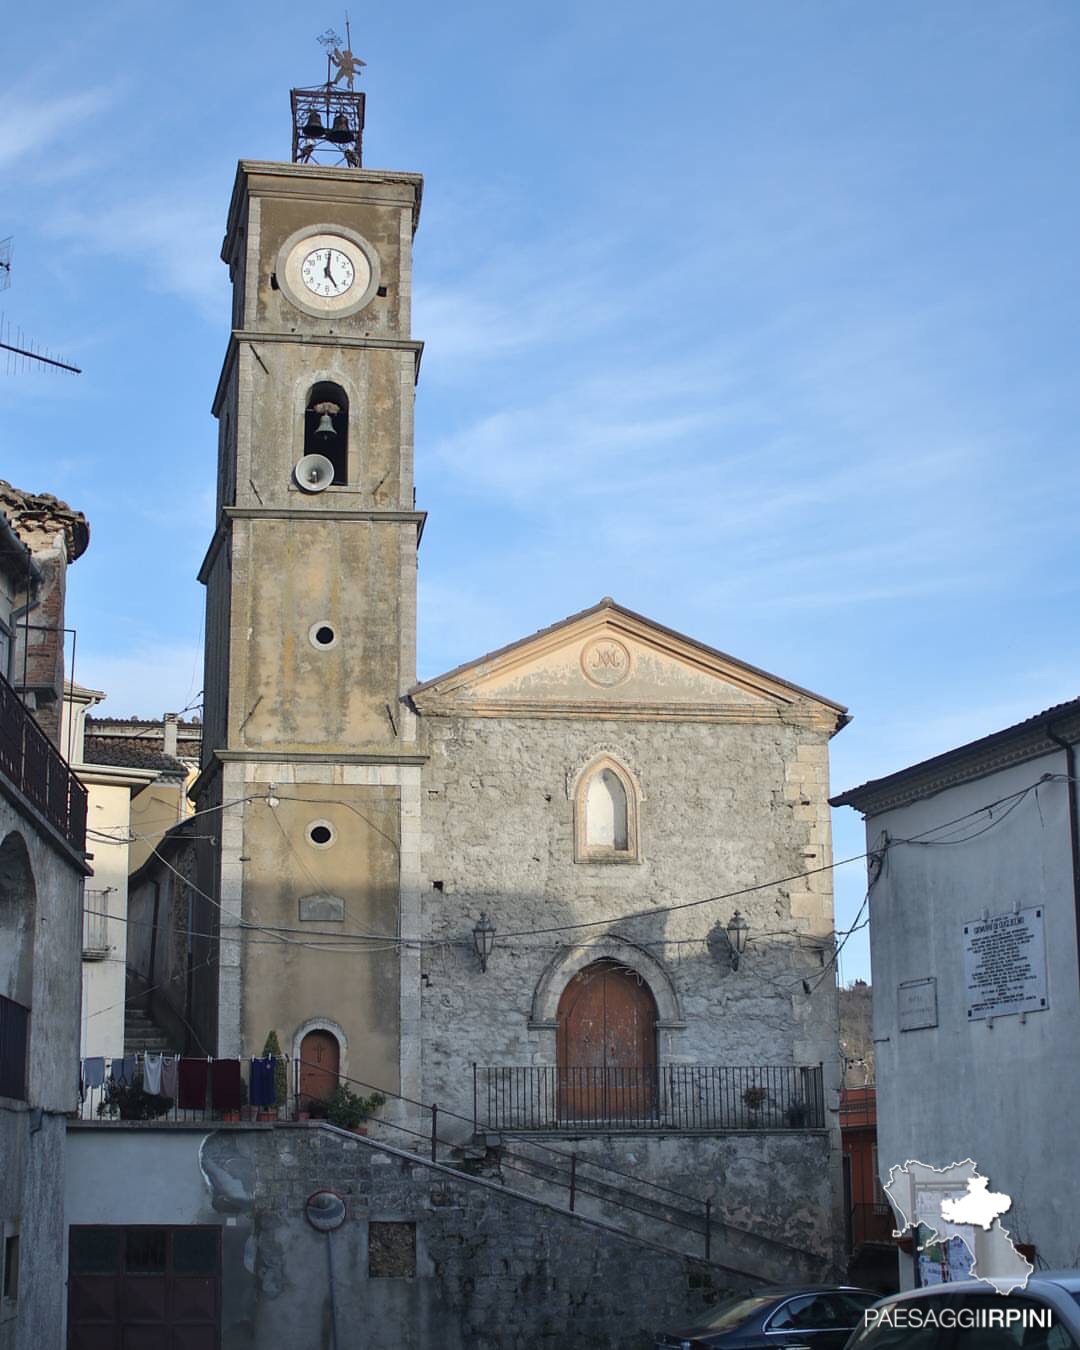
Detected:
left=298, top=1030, right=340, bottom=1108
left=557, top=960, right=657, bottom=1123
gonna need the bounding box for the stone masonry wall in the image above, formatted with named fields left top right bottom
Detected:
left=415, top=713, right=844, bottom=1269
left=67, top=1123, right=749, bottom=1350
left=419, top=715, right=838, bottom=1083
left=1, top=787, right=86, bottom=1350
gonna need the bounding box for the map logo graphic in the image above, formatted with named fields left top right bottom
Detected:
left=884, top=1159, right=1033, bottom=1295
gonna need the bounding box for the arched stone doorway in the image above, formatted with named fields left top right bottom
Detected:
left=298, top=1029, right=340, bottom=1109
left=556, top=959, right=657, bottom=1123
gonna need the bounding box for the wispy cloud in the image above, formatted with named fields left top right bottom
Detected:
left=45, top=191, right=227, bottom=320
left=0, top=84, right=119, bottom=171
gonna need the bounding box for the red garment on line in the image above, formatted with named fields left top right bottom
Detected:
left=178, top=1058, right=208, bottom=1109
left=211, top=1059, right=242, bottom=1110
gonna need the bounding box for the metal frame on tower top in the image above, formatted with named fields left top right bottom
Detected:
left=290, top=21, right=366, bottom=169
left=290, top=86, right=365, bottom=169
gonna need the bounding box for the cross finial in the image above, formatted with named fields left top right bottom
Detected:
left=317, top=17, right=366, bottom=91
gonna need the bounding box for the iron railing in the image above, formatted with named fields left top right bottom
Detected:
left=79, top=1055, right=292, bottom=1123
left=0, top=994, right=29, bottom=1100
left=0, top=671, right=87, bottom=849
left=475, top=1064, right=826, bottom=1131
left=82, top=895, right=109, bottom=958
left=79, top=1055, right=832, bottom=1272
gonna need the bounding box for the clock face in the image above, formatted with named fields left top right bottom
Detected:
left=277, top=228, right=379, bottom=318
left=301, top=247, right=355, bottom=298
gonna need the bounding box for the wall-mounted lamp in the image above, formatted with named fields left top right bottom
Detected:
left=472, top=912, right=496, bottom=973
left=726, top=910, right=749, bottom=971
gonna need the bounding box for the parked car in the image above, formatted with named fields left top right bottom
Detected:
left=655, top=1285, right=881, bottom=1349
left=843, top=1272, right=1080, bottom=1348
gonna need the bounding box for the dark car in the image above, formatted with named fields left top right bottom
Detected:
left=843, top=1271, right=1080, bottom=1348
left=656, top=1285, right=881, bottom=1349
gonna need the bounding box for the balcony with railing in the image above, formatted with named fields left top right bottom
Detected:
left=0, top=994, right=29, bottom=1101
left=82, top=894, right=110, bottom=959
left=0, top=670, right=86, bottom=850
left=475, top=1064, right=826, bottom=1132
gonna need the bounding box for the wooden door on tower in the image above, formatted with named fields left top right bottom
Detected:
left=298, top=1030, right=340, bottom=1107
left=556, top=960, right=658, bottom=1122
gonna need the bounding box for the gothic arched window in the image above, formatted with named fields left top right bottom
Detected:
left=586, top=770, right=628, bottom=850
left=574, top=757, right=640, bottom=863
left=303, top=382, right=349, bottom=484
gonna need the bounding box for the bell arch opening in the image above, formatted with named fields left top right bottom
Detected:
left=303, top=381, right=349, bottom=484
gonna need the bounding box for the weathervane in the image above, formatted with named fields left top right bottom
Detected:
left=291, top=16, right=367, bottom=168
left=318, top=17, right=366, bottom=91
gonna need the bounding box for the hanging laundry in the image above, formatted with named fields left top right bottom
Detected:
left=211, top=1059, right=242, bottom=1111
left=178, top=1058, right=209, bottom=1109
left=160, top=1055, right=178, bottom=1099
left=112, top=1055, right=137, bottom=1087
left=249, top=1056, right=275, bottom=1108
left=143, top=1052, right=163, bottom=1095
left=82, top=1057, right=106, bottom=1091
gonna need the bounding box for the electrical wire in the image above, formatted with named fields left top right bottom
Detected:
left=75, top=774, right=1069, bottom=981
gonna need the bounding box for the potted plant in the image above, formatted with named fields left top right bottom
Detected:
left=326, top=1084, right=386, bottom=1134
left=98, top=1075, right=174, bottom=1122
left=742, top=1084, right=768, bottom=1126
left=224, top=1075, right=248, bottom=1123
left=785, top=1099, right=809, bottom=1128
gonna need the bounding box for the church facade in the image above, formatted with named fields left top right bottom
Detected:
left=192, top=152, right=850, bottom=1272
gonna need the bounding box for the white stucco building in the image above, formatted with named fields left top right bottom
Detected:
left=61, top=688, right=194, bottom=1062
left=833, top=697, right=1080, bottom=1282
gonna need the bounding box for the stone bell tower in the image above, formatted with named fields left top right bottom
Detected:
left=193, top=57, right=425, bottom=1106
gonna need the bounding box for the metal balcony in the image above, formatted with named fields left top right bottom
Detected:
left=474, top=1064, right=826, bottom=1132
left=0, top=670, right=86, bottom=849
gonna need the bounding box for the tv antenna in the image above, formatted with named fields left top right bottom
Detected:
left=0, top=237, right=82, bottom=375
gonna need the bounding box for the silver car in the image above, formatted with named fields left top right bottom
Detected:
left=845, top=1272, right=1080, bottom=1348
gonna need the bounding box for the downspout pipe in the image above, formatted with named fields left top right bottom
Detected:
left=1046, top=721, right=1080, bottom=993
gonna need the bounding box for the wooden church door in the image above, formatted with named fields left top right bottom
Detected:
left=556, top=960, right=657, bottom=1123
left=298, top=1030, right=340, bottom=1107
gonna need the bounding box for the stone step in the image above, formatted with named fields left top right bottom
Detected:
left=123, top=1004, right=178, bottom=1057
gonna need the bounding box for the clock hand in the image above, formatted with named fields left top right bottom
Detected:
left=323, top=251, right=333, bottom=281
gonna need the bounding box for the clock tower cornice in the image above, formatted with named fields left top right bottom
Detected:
left=223, top=160, right=423, bottom=260
left=211, top=330, right=424, bottom=417
left=196, top=506, right=427, bottom=585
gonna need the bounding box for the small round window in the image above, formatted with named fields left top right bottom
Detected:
left=309, top=621, right=338, bottom=650
left=306, top=819, right=336, bottom=849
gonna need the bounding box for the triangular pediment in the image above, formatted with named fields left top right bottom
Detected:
left=410, top=600, right=847, bottom=730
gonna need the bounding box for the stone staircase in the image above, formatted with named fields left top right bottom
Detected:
left=123, top=1006, right=177, bottom=1058
left=442, top=1133, right=835, bottom=1287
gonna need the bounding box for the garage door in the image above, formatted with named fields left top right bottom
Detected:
left=68, top=1225, right=220, bottom=1349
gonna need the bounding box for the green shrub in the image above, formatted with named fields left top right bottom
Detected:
left=326, top=1084, right=386, bottom=1130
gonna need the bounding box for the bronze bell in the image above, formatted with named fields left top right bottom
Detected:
left=315, top=412, right=336, bottom=440
left=327, top=113, right=354, bottom=144
left=302, top=112, right=325, bottom=138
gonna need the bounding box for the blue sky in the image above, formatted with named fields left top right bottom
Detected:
left=4, top=1, right=1079, bottom=982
